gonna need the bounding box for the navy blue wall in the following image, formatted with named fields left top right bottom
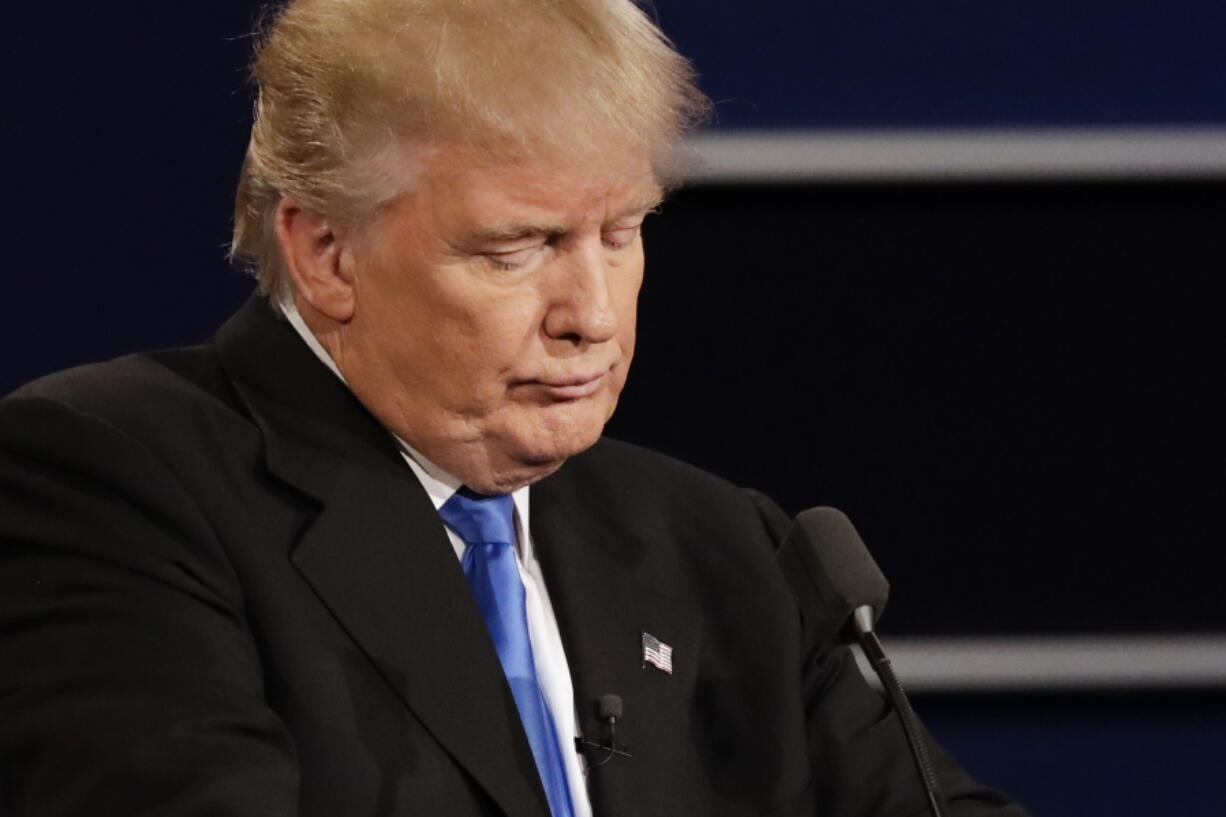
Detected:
left=658, top=0, right=1226, bottom=127
left=919, top=692, right=1226, bottom=817
left=3, top=3, right=257, bottom=393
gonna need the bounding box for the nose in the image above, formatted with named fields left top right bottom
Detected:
left=542, top=241, right=619, bottom=346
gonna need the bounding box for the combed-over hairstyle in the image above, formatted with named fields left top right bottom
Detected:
left=230, top=0, right=710, bottom=294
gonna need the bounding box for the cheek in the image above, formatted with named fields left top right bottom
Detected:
left=374, top=266, right=539, bottom=360
left=456, top=298, right=546, bottom=375
left=428, top=297, right=546, bottom=401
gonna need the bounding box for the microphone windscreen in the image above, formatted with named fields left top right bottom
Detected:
left=776, top=506, right=889, bottom=645
left=597, top=694, right=623, bottom=720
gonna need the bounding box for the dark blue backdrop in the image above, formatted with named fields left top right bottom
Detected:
left=657, top=0, right=1226, bottom=127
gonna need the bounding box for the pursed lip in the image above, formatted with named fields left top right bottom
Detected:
left=514, top=368, right=612, bottom=400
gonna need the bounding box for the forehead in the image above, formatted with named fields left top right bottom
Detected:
left=412, top=142, right=664, bottom=225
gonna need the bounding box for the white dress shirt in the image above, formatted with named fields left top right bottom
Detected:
left=278, top=298, right=592, bottom=817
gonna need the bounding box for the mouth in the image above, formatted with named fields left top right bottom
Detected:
left=516, top=368, right=611, bottom=401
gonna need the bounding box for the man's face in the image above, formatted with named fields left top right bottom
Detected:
left=329, top=144, right=661, bottom=493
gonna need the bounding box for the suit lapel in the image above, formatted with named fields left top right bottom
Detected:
left=290, top=459, right=550, bottom=817
left=532, top=473, right=704, bottom=817
left=216, top=296, right=550, bottom=817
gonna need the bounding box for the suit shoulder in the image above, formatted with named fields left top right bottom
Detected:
left=5, top=345, right=242, bottom=433
left=1, top=346, right=255, bottom=486
left=555, top=437, right=791, bottom=547
left=572, top=437, right=745, bottom=500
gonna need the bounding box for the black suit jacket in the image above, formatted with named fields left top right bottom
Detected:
left=0, top=296, right=1026, bottom=817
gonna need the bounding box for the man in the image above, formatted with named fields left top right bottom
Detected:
left=0, top=1, right=1027, bottom=815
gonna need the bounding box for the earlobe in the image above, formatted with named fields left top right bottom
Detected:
left=274, top=198, right=356, bottom=322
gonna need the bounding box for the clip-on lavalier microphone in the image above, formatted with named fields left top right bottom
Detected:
left=575, top=694, right=632, bottom=767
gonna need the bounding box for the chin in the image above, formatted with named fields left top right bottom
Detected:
left=461, top=396, right=614, bottom=493
left=511, top=425, right=601, bottom=471
left=463, top=443, right=570, bottom=494
left=507, top=405, right=608, bottom=468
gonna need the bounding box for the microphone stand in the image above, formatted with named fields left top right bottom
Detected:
left=851, top=606, right=948, bottom=817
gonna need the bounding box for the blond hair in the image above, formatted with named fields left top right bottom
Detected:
left=230, top=0, right=710, bottom=294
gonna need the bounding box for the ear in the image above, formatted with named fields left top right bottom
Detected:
left=274, top=198, right=356, bottom=322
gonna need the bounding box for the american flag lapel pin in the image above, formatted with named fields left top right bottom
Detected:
left=641, top=631, right=674, bottom=675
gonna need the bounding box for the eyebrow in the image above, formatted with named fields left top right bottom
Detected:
left=467, top=188, right=667, bottom=246
left=620, top=187, right=666, bottom=218
left=468, top=223, right=567, bottom=245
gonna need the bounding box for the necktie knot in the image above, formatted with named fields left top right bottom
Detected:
left=438, top=487, right=516, bottom=547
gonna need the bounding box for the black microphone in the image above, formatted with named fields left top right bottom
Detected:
left=597, top=693, right=623, bottom=724
left=776, top=506, right=889, bottom=647
left=575, top=693, right=632, bottom=767
left=777, top=507, right=947, bottom=817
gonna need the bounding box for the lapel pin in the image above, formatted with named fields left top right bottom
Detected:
left=641, top=632, right=674, bottom=675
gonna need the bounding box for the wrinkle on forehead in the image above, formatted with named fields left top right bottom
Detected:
left=410, top=138, right=659, bottom=192
left=408, top=141, right=663, bottom=232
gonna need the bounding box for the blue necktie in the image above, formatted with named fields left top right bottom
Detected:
left=438, top=488, right=575, bottom=817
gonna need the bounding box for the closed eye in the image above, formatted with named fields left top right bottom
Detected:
left=602, top=225, right=639, bottom=250
left=483, top=244, right=548, bottom=270
left=604, top=212, right=653, bottom=251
